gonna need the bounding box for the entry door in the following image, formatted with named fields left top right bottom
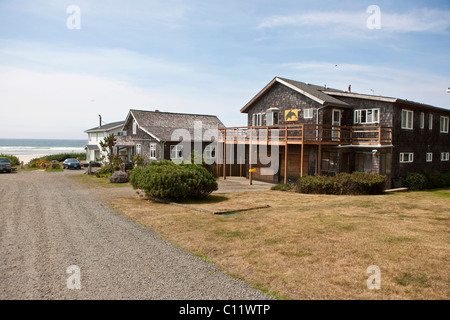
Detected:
left=332, top=109, right=341, bottom=141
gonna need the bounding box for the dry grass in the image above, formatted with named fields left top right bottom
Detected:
left=109, top=188, right=450, bottom=300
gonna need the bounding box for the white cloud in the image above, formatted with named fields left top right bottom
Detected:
left=258, top=8, right=450, bottom=35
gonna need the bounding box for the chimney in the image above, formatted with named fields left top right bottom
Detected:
left=348, top=85, right=351, bottom=92
left=98, top=114, right=102, bottom=128
left=155, top=109, right=160, bottom=112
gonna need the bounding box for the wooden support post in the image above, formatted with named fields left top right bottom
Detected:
left=284, top=126, right=288, bottom=184
left=223, top=129, right=226, bottom=180
left=300, top=126, right=305, bottom=177
left=249, top=130, right=253, bottom=185
left=378, top=126, right=382, bottom=145
left=318, top=144, right=322, bottom=175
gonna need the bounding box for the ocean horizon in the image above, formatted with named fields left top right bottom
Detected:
left=0, top=139, right=87, bottom=161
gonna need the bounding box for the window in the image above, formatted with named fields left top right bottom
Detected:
left=440, top=116, right=449, bottom=133
left=354, top=109, right=380, bottom=124
left=304, top=109, right=314, bottom=119
left=399, top=152, right=414, bottom=163
left=426, top=152, right=433, bottom=162
left=441, top=152, right=449, bottom=161
left=429, top=114, right=433, bottom=130
left=420, top=112, right=424, bottom=129
left=136, top=144, right=141, bottom=155
left=252, top=113, right=262, bottom=126
left=266, top=109, right=279, bottom=126
left=204, top=146, right=216, bottom=159
left=150, top=143, right=157, bottom=158
left=401, top=110, right=413, bottom=129
left=132, top=119, right=137, bottom=135
left=170, top=145, right=183, bottom=160
left=355, top=152, right=374, bottom=173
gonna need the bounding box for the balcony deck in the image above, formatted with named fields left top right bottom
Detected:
left=218, top=124, right=392, bottom=146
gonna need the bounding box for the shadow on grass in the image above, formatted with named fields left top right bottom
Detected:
left=178, top=194, right=229, bottom=205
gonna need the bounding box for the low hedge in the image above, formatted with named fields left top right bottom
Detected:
left=0, top=154, right=20, bottom=166
left=296, top=172, right=387, bottom=195
left=405, top=171, right=450, bottom=191
left=129, top=160, right=218, bottom=201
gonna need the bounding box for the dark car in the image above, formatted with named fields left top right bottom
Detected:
left=63, top=158, right=81, bottom=170
left=0, top=157, right=12, bottom=173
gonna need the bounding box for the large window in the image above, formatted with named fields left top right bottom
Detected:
left=401, top=110, right=413, bottom=129
left=150, top=143, right=157, bottom=159
left=136, top=144, right=141, bottom=155
left=204, top=145, right=216, bottom=160
left=399, top=152, right=414, bottom=163
left=252, top=113, right=262, bottom=126
left=170, top=145, right=183, bottom=160
left=354, top=109, right=380, bottom=124
left=266, top=109, right=279, bottom=126
left=440, top=116, right=449, bottom=133
left=355, top=152, right=374, bottom=173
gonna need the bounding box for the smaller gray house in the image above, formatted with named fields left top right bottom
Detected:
left=115, top=109, right=224, bottom=165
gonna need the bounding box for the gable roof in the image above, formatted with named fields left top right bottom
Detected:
left=124, top=109, right=225, bottom=142
left=84, top=121, right=125, bottom=133
left=240, top=77, right=349, bottom=113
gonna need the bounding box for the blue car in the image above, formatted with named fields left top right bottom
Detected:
left=63, top=158, right=81, bottom=170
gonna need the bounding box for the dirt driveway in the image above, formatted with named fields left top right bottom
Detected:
left=0, top=170, right=271, bottom=300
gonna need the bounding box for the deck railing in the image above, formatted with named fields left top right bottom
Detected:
left=218, top=124, right=392, bottom=146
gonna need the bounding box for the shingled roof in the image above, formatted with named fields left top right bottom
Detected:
left=240, top=77, right=349, bottom=113
left=84, top=121, right=125, bottom=133
left=125, top=109, right=224, bottom=142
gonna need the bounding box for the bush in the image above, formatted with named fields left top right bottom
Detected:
left=0, top=154, right=20, bottom=166
left=51, top=162, right=61, bottom=169
left=439, top=172, right=450, bottom=188
left=404, top=173, right=428, bottom=191
left=129, top=160, right=218, bottom=201
left=421, top=170, right=442, bottom=189
left=296, top=172, right=387, bottom=195
left=95, top=166, right=113, bottom=178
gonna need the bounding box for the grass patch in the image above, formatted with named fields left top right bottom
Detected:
left=379, top=236, right=416, bottom=243
left=110, top=187, right=450, bottom=300
left=69, top=174, right=131, bottom=188
left=45, top=168, right=64, bottom=172
left=395, top=272, right=429, bottom=287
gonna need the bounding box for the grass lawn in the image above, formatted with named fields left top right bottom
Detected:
left=110, top=187, right=449, bottom=300
left=69, top=173, right=131, bottom=188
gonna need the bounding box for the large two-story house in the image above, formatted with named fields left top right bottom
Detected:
left=84, top=120, right=126, bottom=162
left=217, top=77, right=450, bottom=188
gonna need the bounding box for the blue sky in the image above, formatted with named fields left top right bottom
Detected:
left=0, top=0, right=449, bottom=139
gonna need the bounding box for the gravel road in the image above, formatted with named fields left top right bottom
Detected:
left=0, top=170, right=271, bottom=300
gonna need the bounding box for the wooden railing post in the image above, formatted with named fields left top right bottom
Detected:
left=223, top=128, right=226, bottom=180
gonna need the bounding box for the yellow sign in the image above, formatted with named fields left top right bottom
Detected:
left=285, top=109, right=298, bottom=121
left=249, top=168, right=256, bottom=173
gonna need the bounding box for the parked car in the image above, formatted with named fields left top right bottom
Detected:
left=0, top=157, right=12, bottom=173
left=63, top=158, right=81, bottom=170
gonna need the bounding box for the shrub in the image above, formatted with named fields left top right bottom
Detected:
left=439, top=172, right=450, bottom=188
left=421, top=170, right=442, bottom=189
left=51, top=162, right=61, bottom=169
left=95, top=166, right=113, bottom=178
left=404, top=173, right=428, bottom=191
left=129, top=160, right=218, bottom=201
left=296, top=172, right=387, bottom=195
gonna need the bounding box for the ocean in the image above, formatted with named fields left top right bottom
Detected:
left=0, top=139, right=87, bottom=163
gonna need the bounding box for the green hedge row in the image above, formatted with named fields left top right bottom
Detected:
left=130, top=160, right=218, bottom=201
left=405, top=171, right=450, bottom=191
left=296, top=172, right=387, bottom=195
